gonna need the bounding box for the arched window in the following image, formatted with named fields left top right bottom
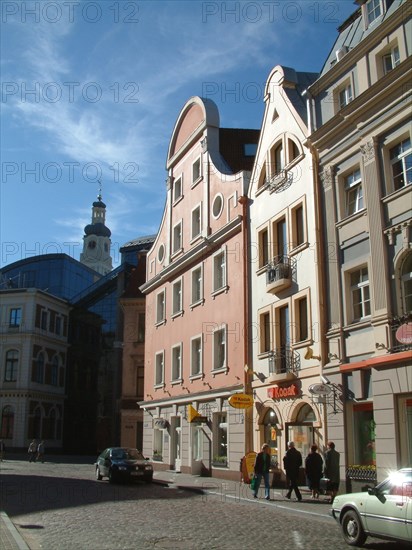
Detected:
left=288, top=139, right=300, bottom=162
left=262, top=408, right=280, bottom=467
left=5, top=350, right=18, bottom=382
left=51, top=355, right=59, bottom=386
left=257, top=164, right=267, bottom=190
left=1, top=406, right=14, bottom=438
left=296, top=403, right=316, bottom=422
left=36, top=352, right=45, bottom=384
left=400, top=253, right=412, bottom=314
left=270, top=142, right=284, bottom=177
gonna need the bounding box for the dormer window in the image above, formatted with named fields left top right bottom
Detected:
left=366, top=0, right=382, bottom=25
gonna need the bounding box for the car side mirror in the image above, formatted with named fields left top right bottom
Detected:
left=367, top=487, right=376, bottom=495
left=368, top=487, right=386, bottom=503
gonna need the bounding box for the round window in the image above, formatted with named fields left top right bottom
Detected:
left=158, top=244, right=165, bottom=263
left=212, top=194, right=223, bottom=218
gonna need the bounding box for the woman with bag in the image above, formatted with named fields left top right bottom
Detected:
left=252, top=443, right=271, bottom=500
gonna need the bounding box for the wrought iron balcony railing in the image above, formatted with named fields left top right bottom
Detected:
left=268, top=346, right=300, bottom=376
left=266, top=256, right=295, bottom=293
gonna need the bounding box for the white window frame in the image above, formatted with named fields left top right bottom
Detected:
left=172, top=220, right=183, bottom=255
left=192, top=156, right=202, bottom=186
left=4, top=349, right=19, bottom=382
left=171, top=343, right=182, bottom=383
left=191, top=203, right=202, bottom=241
left=190, top=335, right=203, bottom=378
left=212, top=324, right=227, bottom=372
left=155, top=351, right=165, bottom=387
left=191, top=264, right=203, bottom=307
left=173, top=175, right=183, bottom=203
left=9, top=307, right=22, bottom=327
left=156, top=289, right=166, bottom=325
left=212, top=247, right=227, bottom=295
left=172, top=278, right=183, bottom=317
left=338, top=82, right=353, bottom=110
left=382, top=45, right=400, bottom=75
left=390, top=138, right=411, bottom=191
left=349, top=267, right=371, bottom=322
left=365, top=0, right=382, bottom=26
left=345, top=168, right=364, bottom=216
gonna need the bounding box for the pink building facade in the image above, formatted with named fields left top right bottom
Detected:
left=140, top=97, right=259, bottom=479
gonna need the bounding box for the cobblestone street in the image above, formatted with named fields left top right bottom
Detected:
left=0, top=457, right=404, bottom=550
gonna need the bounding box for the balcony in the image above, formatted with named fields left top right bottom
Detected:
left=388, top=314, right=412, bottom=353
left=266, top=256, right=294, bottom=293
left=268, top=346, right=300, bottom=382
left=265, top=170, right=292, bottom=193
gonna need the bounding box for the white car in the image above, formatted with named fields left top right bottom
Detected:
left=331, top=468, right=412, bottom=546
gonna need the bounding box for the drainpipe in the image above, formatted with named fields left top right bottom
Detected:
left=238, top=193, right=252, bottom=454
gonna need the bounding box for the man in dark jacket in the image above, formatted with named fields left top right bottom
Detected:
left=253, top=443, right=271, bottom=500
left=283, top=441, right=302, bottom=501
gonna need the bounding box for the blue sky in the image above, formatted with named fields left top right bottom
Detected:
left=1, top=0, right=357, bottom=268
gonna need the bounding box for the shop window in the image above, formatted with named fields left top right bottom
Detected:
left=400, top=253, right=412, bottom=314
left=345, top=168, right=364, bottom=216
left=153, top=428, right=164, bottom=461
left=193, top=426, right=203, bottom=461
left=155, top=351, right=164, bottom=386
left=213, top=326, right=226, bottom=371
left=156, top=290, right=166, bottom=324
left=213, top=412, right=227, bottom=465
left=390, top=138, right=411, bottom=191
left=9, top=307, right=22, bottom=327
left=171, top=343, right=182, bottom=382
left=1, top=405, right=14, bottom=439
left=262, top=408, right=280, bottom=467
left=353, top=403, right=376, bottom=465
left=172, top=278, right=183, bottom=316
left=190, top=336, right=202, bottom=377
left=350, top=267, right=371, bottom=321
left=4, top=350, right=18, bottom=382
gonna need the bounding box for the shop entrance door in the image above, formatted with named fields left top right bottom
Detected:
left=286, top=423, right=314, bottom=460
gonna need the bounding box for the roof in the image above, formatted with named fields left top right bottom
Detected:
left=84, top=222, right=111, bottom=238
left=218, top=128, right=260, bottom=173
left=319, top=0, right=405, bottom=77
left=282, top=70, right=318, bottom=125
left=120, top=235, right=157, bottom=251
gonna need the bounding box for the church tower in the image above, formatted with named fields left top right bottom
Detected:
left=80, top=192, right=113, bottom=275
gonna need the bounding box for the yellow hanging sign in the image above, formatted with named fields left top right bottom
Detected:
left=228, top=393, right=254, bottom=409
left=187, top=404, right=201, bottom=423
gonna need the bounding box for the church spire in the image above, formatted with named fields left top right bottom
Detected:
left=80, top=187, right=113, bottom=275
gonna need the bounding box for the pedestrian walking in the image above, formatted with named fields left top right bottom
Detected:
left=324, top=441, right=340, bottom=504
left=37, top=440, right=45, bottom=463
left=283, top=441, right=302, bottom=501
left=305, top=444, right=323, bottom=499
left=28, top=439, right=37, bottom=462
left=252, top=443, right=271, bottom=500
left=0, top=439, right=5, bottom=461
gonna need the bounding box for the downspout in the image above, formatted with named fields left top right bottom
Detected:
left=238, top=193, right=252, bottom=454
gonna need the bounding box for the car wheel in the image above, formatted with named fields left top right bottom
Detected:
left=95, top=466, right=102, bottom=481
left=341, top=510, right=367, bottom=547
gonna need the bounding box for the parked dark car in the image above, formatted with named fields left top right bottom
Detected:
left=95, top=447, right=153, bottom=484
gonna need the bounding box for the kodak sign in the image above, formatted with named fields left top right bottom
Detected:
left=268, top=384, right=299, bottom=400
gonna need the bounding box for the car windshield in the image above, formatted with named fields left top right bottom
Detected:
left=111, top=449, right=145, bottom=460
left=377, top=470, right=412, bottom=496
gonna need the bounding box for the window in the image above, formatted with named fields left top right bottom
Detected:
left=350, top=267, right=371, bottom=320
left=390, top=138, right=411, bottom=190
left=213, top=249, right=226, bottom=292
left=173, top=221, right=182, bottom=254
left=172, top=279, right=183, bottom=316
left=270, top=142, right=284, bottom=176
left=258, top=227, right=269, bottom=269
left=213, top=326, right=226, bottom=371
left=36, top=352, right=45, bottom=384
left=173, top=176, right=182, bottom=202
left=9, top=308, right=21, bottom=327
left=191, top=205, right=201, bottom=239
left=55, top=316, right=62, bottom=335
left=400, top=253, right=412, bottom=314
left=156, top=291, right=166, bottom=324
left=192, top=157, right=201, bottom=184
left=257, top=164, right=267, bottom=190
left=345, top=168, right=364, bottom=215
left=137, top=312, right=145, bottom=342
left=193, top=426, right=203, bottom=461
left=273, top=217, right=287, bottom=258
left=366, top=0, right=382, bottom=25
left=212, top=194, right=223, bottom=218
left=41, top=309, right=48, bottom=330
left=155, top=351, right=164, bottom=386
left=259, top=311, right=271, bottom=354
left=288, top=139, right=300, bottom=163
left=339, top=83, right=353, bottom=109
left=383, top=45, right=400, bottom=74
left=291, top=204, right=305, bottom=248
left=353, top=403, right=376, bottom=465
left=1, top=406, right=14, bottom=439
left=296, top=297, right=308, bottom=342
left=190, top=336, right=202, bottom=377
left=214, top=412, right=228, bottom=463
left=51, top=356, right=59, bottom=386
left=171, top=344, right=182, bottom=381
left=153, top=428, right=163, bottom=460
left=191, top=265, right=203, bottom=305
left=5, top=350, right=18, bottom=382
left=157, top=244, right=165, bottom=263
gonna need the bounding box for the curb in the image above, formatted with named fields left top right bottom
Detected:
left=0, top=512, right=30, bottom=550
